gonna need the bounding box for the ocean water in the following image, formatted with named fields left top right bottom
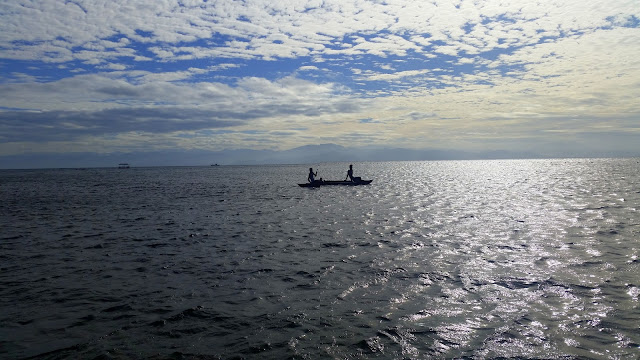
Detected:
left=1, top=159, right=639, bottom=359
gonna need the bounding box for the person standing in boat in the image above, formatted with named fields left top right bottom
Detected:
left=308, top=167, right=318, bottom=183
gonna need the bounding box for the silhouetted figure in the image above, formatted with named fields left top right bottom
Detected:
left=345, top=164, right=355, bottom=181
left=308, top=167, right=318, bottom=183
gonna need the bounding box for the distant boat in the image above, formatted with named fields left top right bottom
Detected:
left=211, top=163, right=220, bottom=166
left=118, top=163, right=130, bottom=169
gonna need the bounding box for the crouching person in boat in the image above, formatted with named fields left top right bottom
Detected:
left=345, top=164, right=362, bottom=183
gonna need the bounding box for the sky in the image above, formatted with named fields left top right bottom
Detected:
left=1, top=0, right=639, bottom=167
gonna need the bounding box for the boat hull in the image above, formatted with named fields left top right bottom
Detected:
left=298, top=180, right=372, bottom=187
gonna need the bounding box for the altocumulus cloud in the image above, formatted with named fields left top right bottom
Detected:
left=0, top=0, right=639, bottom=164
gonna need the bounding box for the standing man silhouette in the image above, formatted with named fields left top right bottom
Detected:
left=345, top=164, right=354, bottom=181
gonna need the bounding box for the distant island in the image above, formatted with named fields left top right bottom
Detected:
left=1, top=144, right=638, bottom=169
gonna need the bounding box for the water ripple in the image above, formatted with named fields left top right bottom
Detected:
left=1, top=160, right=639, bottom=359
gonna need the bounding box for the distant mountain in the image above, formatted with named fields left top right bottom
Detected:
left=4, top=143, right=633, bottom=169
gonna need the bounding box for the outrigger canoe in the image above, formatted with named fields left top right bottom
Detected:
left=298, top=179, right=373, bottom=187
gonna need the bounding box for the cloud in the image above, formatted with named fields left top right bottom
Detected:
left=0, top=71, right=368, bottom=147
left=0, top=97, right=366, bottom=144
left=0, top=0, right=636, bottom=65
left=0, top=0, right=639, bottom=160
left=0, top=107, right=241, bottom=142
left=2, top=0, right=637, bottom=77
left=355, top=69, right=432, bottom=82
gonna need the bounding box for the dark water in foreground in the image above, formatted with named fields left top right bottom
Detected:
left=1, top=159, right=639, bottom=359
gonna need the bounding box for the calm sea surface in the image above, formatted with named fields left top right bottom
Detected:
left=1, top=159, right=639, bottom=359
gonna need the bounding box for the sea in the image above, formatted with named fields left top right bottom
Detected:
left=1, top=159, right=639, bottom=359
